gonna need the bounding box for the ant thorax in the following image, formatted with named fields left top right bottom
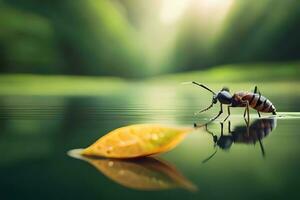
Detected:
left=216, top=90, right=232, bottom=104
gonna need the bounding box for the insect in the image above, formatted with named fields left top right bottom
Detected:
left=202, top=117, right=277, bottom=163
left=189, top=82, right=276, bottom=126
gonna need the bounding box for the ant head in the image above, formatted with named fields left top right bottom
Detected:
left=221, top=87, right=230, bottom=92
left=217, top=136, right=233, bottom=150
left=212, top=95, right=218, bottom=104
left=213, top=135, right=218, bottom=143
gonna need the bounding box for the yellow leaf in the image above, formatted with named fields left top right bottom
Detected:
left=82, top=124, right=193, bottom=158
left=68, top=149, right=197, bottom=191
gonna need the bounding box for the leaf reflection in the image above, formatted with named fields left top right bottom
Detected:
left=68, top=149, right=197, bottom=191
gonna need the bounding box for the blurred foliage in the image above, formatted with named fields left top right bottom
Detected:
left=0, top=73, right=127, bottom=96
left=149, top=62, right=300, bottom=83
left=0, top=0, right=299, bottom=77
left=214, top=0, right=300, bottom=63
left=0, top=0, right=143, bottom=77
left=0, top=62, right=299, bottom=96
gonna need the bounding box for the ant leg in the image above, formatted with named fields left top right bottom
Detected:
left=204, top=124, right=218, bottom=145
left=243, top=106, right=250, bottom=135
left=253, top=86, right=258, bottom=93
left=247, top=102, right=250, bottom=124
left=258, top=138, right=266, bottom=157
left=210, top=103, right=223, bottom=122
left=220, top=122, right=224, bottom=135
left=228, top=121, right=234, bottom=133
left=257, top=111, right=261, bottom=118
left=205, top=124, right=214, bottom=136
left=243, top=101, right=250, bottom=125
left=223, top=106, right=231, bottom=122
left=253, top=124, right=265, bottom=157
left=253, top=86, right=262, bottom=117
left=194, top=103, right=223, bottom=127
left=246, top=123, right=250, bottom=135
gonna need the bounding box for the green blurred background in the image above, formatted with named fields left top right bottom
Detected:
left=0, top=0, right=299, bottom=79
left=1, top=1, right=300, bottom=199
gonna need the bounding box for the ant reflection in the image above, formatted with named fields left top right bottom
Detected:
left=202, top=117, right=277, bottom=163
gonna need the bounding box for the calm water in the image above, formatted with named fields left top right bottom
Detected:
left=1, top=83, right=300, bottom=200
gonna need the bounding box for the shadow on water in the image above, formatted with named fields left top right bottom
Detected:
left=68, top=150, right=197, bottom=192
left=202, top=117, right=277, bottom=163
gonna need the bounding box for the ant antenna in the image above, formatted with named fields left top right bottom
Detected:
left=195, top=102, right=214, bottom=115
left=182, top=81, right=216, bottom=95
left=202, top=148, right=218, bottom=164
left=202, top=124, right=219, bottom=163
left=192, top=82, right=216, bottom=95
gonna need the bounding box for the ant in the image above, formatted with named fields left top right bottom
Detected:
left=186, top=82, right=277, bottom=126
left=202, top=117, right=277, bottom=163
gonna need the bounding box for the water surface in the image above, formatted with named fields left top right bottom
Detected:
left=1, top=83, right=300, bottom=200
